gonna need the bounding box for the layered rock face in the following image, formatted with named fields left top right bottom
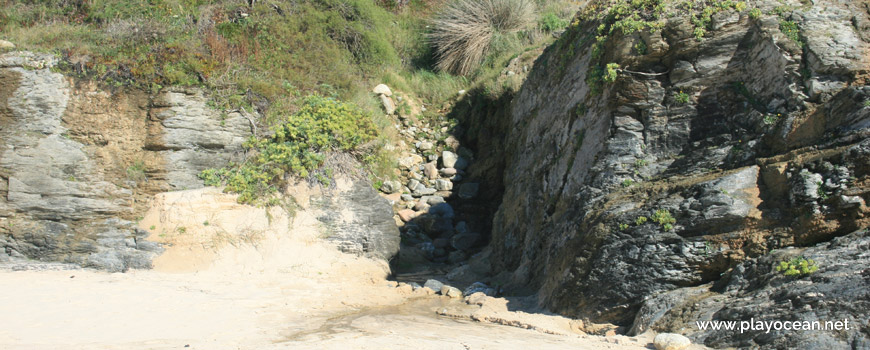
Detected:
left=0, top=52, right=252, bottom=271
left=474, top=0, right=869, bottom=347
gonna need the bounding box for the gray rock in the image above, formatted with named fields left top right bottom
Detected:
left=379, top=94, right=396, bottom=115
left=451, top=232, right=480, bottom=251
left=453, top=157, right=469, bottom=170
left=400, top=194, right=414, bottom=202
left=418, top=141, right=434, bottom=151
left=442, top=151, right=459, bottom=168
left=654, top=333, right=691, bottom=350
left=428, top=203, right=455, bottom=219
left=407, top=179, right=422, bottom=192
left=315, top=176, right=401, bottom=261
left=458, top=183, right=479, bottom=199
left=422, top=195, right=446, bottom=205
left=439, top=167, right=458, bottom=176
left=423, top=162, right=439, bottom=180
left=0, top=40, right=14, bottom=49
left=372, top=84, right=393, bottom=96
left=424, top=279, right=444, bottom=292
left=434, top=178, right=453, bottom=191
left=463, top=282, right=496, bottom=296
left=440, top=285, right=463, bottom=298
left=380, top=180, right=401, bottom=194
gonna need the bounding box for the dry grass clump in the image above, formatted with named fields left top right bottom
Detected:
left=428, top=0, right=535, bottom=76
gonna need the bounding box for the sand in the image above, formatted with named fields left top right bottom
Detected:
left=0, top=189, right=661, bottom=350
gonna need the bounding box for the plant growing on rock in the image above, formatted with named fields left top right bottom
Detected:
left=675, top=90, right=690, bottom=105
left=200, top=95, right=379, bottom=205
left=651, top=209, right=676, bottom=231
left=776, top=257, right=818, bottom=277
left=763, top=113, right=782, bottom=125
left=635, top=216, right=648, bottom=225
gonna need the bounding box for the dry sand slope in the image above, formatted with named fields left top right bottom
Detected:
left=0, top=188, right=661, bottom=350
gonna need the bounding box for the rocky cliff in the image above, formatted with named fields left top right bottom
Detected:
left=0, top=51, right=399, bottom=271
left=460, top=0, right=869, bottom=347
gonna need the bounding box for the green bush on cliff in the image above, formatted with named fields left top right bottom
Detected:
left=200, top=95, right=378, bottom=205
left=776, top=257, right=818, bottom=277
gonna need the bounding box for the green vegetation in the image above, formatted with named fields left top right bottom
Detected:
left=651, top=209, right=676, bottom=231
left=539, top=11, right=569, bottom=32
left=816, top=181, right=829, bottom=200
left=635, top=216, right=648, bottom=226
left=763, top=113, right=782, bottom=125
left=622, top=179, right=634, bottom=188
left=428, top=0, right=536, bottom=76
left=749, top=7, right=762, bottom=19
left=200, top=95, right=378, bottom=205
left=776, top=257, right=818, bottom=277
left=779, top=19, right=804, bottom=47
left=619, top=223, right=630, bottom=230
left=675, top=90, right=690, bottom=105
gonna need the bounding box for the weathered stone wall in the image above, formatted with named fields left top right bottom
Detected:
left=0, top=52, right=252, bottom=271
left=475, top=0, right=869, bottom=347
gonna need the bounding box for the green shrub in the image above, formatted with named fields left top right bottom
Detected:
left=200, top=95, right=378, bottom=205
left=622, top=179, right=634, bottom=188
left=763, top=113, right=782, bottom=125
left=779, top=20, right=804, bottom=47
left=428, top=0, right=536, bottom=75
left=539, top=12, right=568, bottom=32
left=776, top=257, right=818, bottom=277
left=675, top=90, right=690, bottom=104
left=651, top=209, right=676, bottom=230
left=635, top=216, right=648, bottom=225
left=749, top=8, right=762, bottom=19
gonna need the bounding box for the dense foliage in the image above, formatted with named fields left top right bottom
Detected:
left=200, top=95, right=378, bottom=204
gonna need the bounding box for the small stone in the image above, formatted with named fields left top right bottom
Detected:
left=442, top=151, right=459, bottom=168
left=408, top=179, right=422, bottom=191
left=454, top=157, right=469, bottom=170
left=409, top=171, right=423, bottom=181
left=428, top=154, right=438, bottom=162
left=400, top=194, right=414, bottom=202
left=428, top=203, right=455, bottom=219
left=424, top=279, right=444, bottom=292
left=398, top=154, right=424, bottom=169
left=439, top=168, right=457, bottom=176
left=380, top=180, right=401, bottom=194
left=379, top=94, right=396, bottom=115
left=451, top=232, right=480, bottom=250
left=423, top=196, right=446, bottom=205
left=419, top=141, right=434, bottom=151
left=414, top=187, right=437, bottom=196
left=0, top=40, right=14, bottom=49
left=424, top=162, right=439, bottom=180
left=444, top=136, right=460, bottom=150
left=373, top=84, right=393, bottom=96
left=441, top=285, right=463, bottom=298
left=653, top=333, right=691, bottom=350
left=398, top=209, right=418, bottom=222
left=458, top=183, right=479, bottom=199
left=458, top=90, right=466, bottom=96
left=463, top=282, right=495, bottom=296
left=434, top=178, right=453, bottom=191
left=414, top=200, right=430, bottom=212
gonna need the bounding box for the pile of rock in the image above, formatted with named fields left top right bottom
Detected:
left=373, top=84, right=483, bottom=264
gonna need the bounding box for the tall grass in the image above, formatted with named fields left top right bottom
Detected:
left=428, top=0, right=535, bottom=76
